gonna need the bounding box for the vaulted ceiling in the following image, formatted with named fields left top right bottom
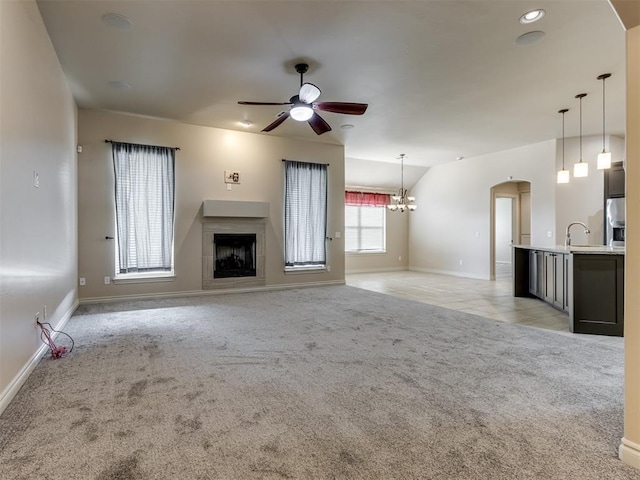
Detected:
left=37, top=0, right=626, bottom=188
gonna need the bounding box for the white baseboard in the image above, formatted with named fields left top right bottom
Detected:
left=620, top=437, right=640, bottom=470
left=346, top=267, right=409, bottom=275
left=0, top=299, right=78, bottom=416
left=409, top=266, right=491, bottom=281
left=78, top=279, right=346, bottom=305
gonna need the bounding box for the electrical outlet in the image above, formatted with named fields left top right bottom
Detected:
left=398, top=256, right=402, bottom=261
left=459, top=259, right=463, bottom=266
left=79, top=277, right=86, bottom=286
left=335, top=232, right=341, bottom=239
left=327, top=265, right=331, bottom=272
left=104, top=276, right=111, bottom=285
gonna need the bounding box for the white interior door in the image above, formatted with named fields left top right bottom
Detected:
left=495, top=197, right=514, bottom=265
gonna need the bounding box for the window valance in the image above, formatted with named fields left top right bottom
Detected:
left=345, top=191, right=390, bottom=207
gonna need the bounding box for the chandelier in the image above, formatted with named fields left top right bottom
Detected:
left=387, top=154, right=417, bottom=212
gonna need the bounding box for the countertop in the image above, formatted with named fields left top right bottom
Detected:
left=512, top=244, right=625, bottom=255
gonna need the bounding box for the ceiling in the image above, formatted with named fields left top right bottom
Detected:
left=36, top=0, right=626, bottom=188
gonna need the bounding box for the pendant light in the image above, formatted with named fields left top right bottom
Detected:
left=387, top=154, right=417, bottom=212
left=597, top=73, right=612, bottom=169
left=557, top=108, right=570, bottom=184
left=573, top=93, right=588, bottom=178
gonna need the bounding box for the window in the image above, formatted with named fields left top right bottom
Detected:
left=111, top=142, right=176, bottom=276
left=284, top=160, right=327, bottom=268
left=345, top=191, right=389, bottom=253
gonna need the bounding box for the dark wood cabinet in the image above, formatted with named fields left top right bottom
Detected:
left=570, top=254, right=624, bottom=336
left=604, top=161, right=625, bottom=198
left=563, top=254, right=570, bottom=312
left=543, top=252, right=554, bottom=304
left=543, top=252, right=565, bottom=309
left=553, top=254, right=565, bottom=310
left=513, top=246, right=623, bottom=336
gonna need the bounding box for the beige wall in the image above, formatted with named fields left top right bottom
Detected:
left=77, top=109, right=345, bottom=300
left=622, top=22, right=640, bottom=471
left=408, top=140, right=557, bottom=279
left=0, top=1, right=78, bottom=409
left=345, top=208, right=408, bottom=273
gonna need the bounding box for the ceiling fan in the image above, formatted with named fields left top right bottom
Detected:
left=238, top=63, right=368, bottom=135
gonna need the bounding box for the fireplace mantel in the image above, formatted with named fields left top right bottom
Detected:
left=202, top=200, right=269, bottom=218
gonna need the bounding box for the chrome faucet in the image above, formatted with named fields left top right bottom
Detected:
left=564, top=221, right=590, bottom=247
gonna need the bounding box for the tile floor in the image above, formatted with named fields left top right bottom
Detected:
left=346, top=267, right=623, bottom=348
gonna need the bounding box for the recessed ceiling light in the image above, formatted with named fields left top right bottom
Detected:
left=340, top=124, right=354, bottom=130
left=514, top=31, right=545, bottom=46
left=240, top=120, right=252, bottom=128
left=101, top=12, right=133, bottom=30
left=108, top=80, right=131, bottom=90
left=456, top=156, right=464, bottom=161
left=519, top=9, right=545, bottom=24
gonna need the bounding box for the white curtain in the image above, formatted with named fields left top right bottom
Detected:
left=112, top=142, right=175, bottom=274
left=284, top=160, right=327, bottom=267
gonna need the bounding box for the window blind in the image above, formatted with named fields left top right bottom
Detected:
left=112, top=142, right=175, bottom=274
left=284, top=160, right=327, bottom=267
left=345, top=204, right=386, bottom=253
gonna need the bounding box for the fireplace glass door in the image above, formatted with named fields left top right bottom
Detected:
left=213, top=234, right=257, bottom=278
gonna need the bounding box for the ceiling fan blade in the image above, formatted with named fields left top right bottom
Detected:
left=308, top=113, right=332, bottom=135
left=262, top=112, right=290, bottom=132
left=314, top=102, right=368, bottom=115
left=299, top=83, right=321, bottom=104
left=238, top=101, right=292, bottom=106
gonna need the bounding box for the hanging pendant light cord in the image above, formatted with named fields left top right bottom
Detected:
left=579, top=96, right=583, bottom=162
left=401, top=154, right=404, bottom=193
left=562, top=110, right=566, bottom=169
left=602, top=76, right=606, bottom=152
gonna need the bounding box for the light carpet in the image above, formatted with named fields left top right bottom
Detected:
left=0, top=285, right=637, bottom=479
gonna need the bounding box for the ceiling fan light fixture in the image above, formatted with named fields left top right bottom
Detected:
left=290, top=105, right=314, bottom=121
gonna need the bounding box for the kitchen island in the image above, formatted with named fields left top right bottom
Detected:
left=513, top=245, right=624, bottom=336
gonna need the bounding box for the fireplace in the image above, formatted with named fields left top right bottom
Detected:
left=214, top=234, right=256, bottom=278
left=202, top=217, right=265, bottom=290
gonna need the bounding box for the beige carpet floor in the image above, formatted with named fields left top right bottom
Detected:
left=0, top=286, right=637, bottom=479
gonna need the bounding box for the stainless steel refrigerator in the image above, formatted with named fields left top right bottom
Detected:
left=606, top=197, right=625, bottom=246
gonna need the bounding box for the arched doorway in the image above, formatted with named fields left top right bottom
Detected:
left=489, top=181, right=531, bottom=280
